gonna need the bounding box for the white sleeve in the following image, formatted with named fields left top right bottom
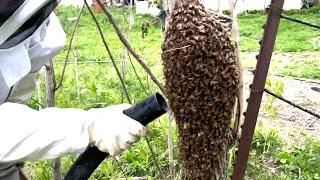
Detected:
left=0, top=102, right=91, bottom=163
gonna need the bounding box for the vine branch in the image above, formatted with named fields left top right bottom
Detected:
left=96, top=0, right=166, bottom=95
left=84, top=0, right=132, bottom=104
left=55, top=4, right=85, bottom=91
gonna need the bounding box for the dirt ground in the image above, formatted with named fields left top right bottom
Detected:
left=242, top=52, right=320, bottom=145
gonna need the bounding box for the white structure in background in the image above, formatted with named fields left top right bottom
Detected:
left=60, top=0, right=304, bottom=14
left=60, top=0, right=92, bottom=7
left=136, top=1, right=161, bottom=16
left=201, top=0, right=304, bottom=13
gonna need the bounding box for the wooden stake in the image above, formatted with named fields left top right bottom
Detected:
left=45, top=60, right=61, bottom=180
left=228, top=0, right=243, bottom=136
left=167, top=111, right=175, bottom=178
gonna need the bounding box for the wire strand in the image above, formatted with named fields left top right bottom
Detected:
left=281, top=14, right=320, bottom=29
left=264, top=88, right=320, bottom=119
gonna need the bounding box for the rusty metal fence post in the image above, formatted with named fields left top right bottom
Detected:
left=231, top=0, right=285, bottom=179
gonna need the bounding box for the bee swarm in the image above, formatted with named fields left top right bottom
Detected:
left=162, top=1, right=240, bottom=179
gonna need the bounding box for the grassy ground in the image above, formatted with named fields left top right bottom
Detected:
left=281, top=58, right=320, bottom=79
left=27, top=5, right=320, bottom=179
left=239, top=7, right=320, bottom=52
left=241, top=52, right=320, bottom=80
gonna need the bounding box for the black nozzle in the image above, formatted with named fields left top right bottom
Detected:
left=123, top=93, right=168, bottom=126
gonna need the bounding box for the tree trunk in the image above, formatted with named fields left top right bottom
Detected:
left=45, top=60, right=55, bottom=107
left=212, top=144, right=229, bottom=180
left=167, top=111, right=175, bottom=178
left=218, top=0, right=222, bottom=14
left=45, top=60, right=61, bottom=180
left=228, top=0, right=243, bottom=137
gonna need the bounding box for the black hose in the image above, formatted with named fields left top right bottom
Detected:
left=64, top=93, right=168, bottom=180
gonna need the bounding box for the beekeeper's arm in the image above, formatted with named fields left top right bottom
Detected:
left=0, top=102, right=148, bottom=163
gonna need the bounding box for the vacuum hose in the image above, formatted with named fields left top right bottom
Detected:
left=64, top=93, right=168, bottom=180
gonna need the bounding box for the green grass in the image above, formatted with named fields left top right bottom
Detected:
left=56, top=6, right=163, bottom=67
left=280, top=59, right=320, bottom=79
left=239, top=7, right=320, bottom=52
left=245, top=128, right=320, bottom=180
left=54, top=6, right=320, bottom=67
left=26, top=5, right=320, bottom=179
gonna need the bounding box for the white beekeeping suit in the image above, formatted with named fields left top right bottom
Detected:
left=0, top=1, right=147, bottom=179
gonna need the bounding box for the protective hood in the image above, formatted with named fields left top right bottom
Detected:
left=0, top=0, right=60, bottom=49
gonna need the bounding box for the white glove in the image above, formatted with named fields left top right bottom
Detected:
left=88, top=104, right=148, bottom=156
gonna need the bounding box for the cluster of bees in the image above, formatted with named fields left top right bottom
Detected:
left=162, top=0, right=240, bottom=179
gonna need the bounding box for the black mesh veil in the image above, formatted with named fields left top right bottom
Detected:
left=0, top=0, right=25, bottom=24
left=0, top=0, right=59, bottom=49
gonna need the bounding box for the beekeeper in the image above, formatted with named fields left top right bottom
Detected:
left=0, top=0, right=147, bottom=179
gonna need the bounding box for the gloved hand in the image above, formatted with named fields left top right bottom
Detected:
left=87, top=104, right=148, bottom=156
